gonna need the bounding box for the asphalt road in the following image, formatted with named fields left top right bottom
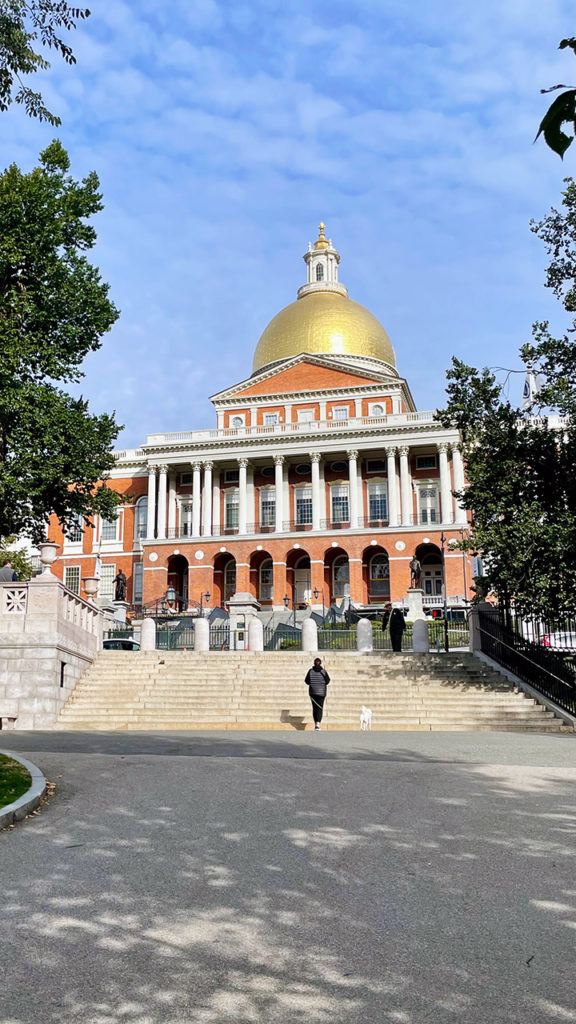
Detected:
left=1, top=729, right=575, bottom=1024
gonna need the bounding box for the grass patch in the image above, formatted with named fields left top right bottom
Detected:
left=0, top=754, right=31, bottom=809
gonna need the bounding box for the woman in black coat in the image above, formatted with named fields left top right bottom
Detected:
left=382, top=602, right=406, bottom=652
left=304, top=657, right=331, bottom=730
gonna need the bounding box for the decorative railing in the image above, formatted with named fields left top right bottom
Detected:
left=60, top=587, right=102, bottom=636
left=1, top=584, right=28, bottom=615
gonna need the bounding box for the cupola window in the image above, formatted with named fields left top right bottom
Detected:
left=316, top=264, right=324, bottom=281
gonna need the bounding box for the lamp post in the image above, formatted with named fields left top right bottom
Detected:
left=199, top=590, right=211, bottom=618
left=313, top=587, right=325, bottom=623
left=283, top=593, right=296, bottom=627
left=440, top=532, right=450, bottom=653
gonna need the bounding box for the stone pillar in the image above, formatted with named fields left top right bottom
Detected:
left=212, top=470, right=221, bottom=534
left=386, top=447, right=399, bottom=526
left=140, top=617, right=156, bottom=651
left=399, top=446, right=412, bottom=526
left=302, top=617, right=318, bottom=653
left=192, top=461, right=202, bottom=536
left=168, top=473, right=177, bottom=536
left=248, top=617, right=264, bottom=651
left=357, top=618, right=373, bottom=652
left=406, top=588, right=426, bottom=621
left=202, top=461, right=213, bottom=537
left=272, top=560, right=287, bottom=608
left=349, top=557, right=363, bottom=605
left=354, top=398, right=362, bottom=418
left=156, top=464, right=168, bottom=540
left=274, top=456, right=284, bottom=531
left=194, top=617, right=210, bottom=652
left=311, top=452, right=321, bottom=530
left=238, top=458, right=249, bottom=534
left=413, top=619, right=430, bottom=653
left=438, top=443, right=454, bottom=525
left=146, top=466, right=157, bottom=539
left=348, top=449, right=359, bottom=527
left=451, top=444, right=467, bottom=525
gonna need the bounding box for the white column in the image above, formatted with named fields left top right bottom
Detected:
left=168, top=473, right=177, bottom=536
left=311, top=452, right=321, bottom=530
left=146, top=465, right=157, bottom=539
left=247, top=464, right=254, bottom=532
left=284, top=404, right=291, bottom=427
left=250, top=406, right=258, bottom=429
left=274, top=456, right=284, bottom=531
left=216, top=411, right=224, bottom=430
left=202, top=461, right=213, bottom=536
left=357, top=468, right=364, bottom=524
left=354, top=398, right=362, bottom=418
left=238, top=457, right=248, bottom=534
left=212, top=470, right=221, bottom=534
left=347, top=449, right=359, bottom=527
left=156, top=464, right=168, bottom=539
left=451, top=444, right=467, bottom=524
left=318, top=458, right=327, bottom=525
left=283, top=461, right=290, bottom=529
left=399, top=446, right=412, bottom=526
left=438, top=443, right=454, bottom=524
left=192, top=462, right=202, bottom=536
left=319, top=400, right=327, bottom=423
left=386, top=447, right=399, bottom=526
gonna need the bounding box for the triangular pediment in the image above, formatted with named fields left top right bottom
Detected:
left=211, top=354, right=399, bottom=402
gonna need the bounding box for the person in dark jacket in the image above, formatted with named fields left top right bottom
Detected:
left=382, top=602, right=406, bottom=652
left=304, top=657, right=330, bottom=730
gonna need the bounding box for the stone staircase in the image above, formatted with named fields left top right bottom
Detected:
left=56, top=652, right=570, bottom=732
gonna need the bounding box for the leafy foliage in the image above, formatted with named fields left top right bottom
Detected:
left=0, top=0, right=90, bottom=125
left=0, top=141, right=121, bottom=543
left=536, top=38, right=576, bottom=158
left=0, top=539, right=33, bottom=579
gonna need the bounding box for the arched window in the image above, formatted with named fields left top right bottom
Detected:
left=332, top=555, right=350, bottom=598
left=371, top=404, right=385, bottom=416
left=369, top=553, right=390, bottom=600
left=259, top=558, right=273, bottom=602
left=316, top=264, right=324, bottom=281
left=134, top=496, right=148, bottom=540
left=224, top=560, right=236, bottom=600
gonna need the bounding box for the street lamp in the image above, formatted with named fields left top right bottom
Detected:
left=199, top=590, right=211, bottom=618
left=439, top=533, right=450, bottom=653
left=283, top=593, right=296, bottom=626
left=313, top=587, right=325, bottom=623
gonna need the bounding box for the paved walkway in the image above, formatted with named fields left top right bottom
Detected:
left=1, top=730, right=575, bottom=1023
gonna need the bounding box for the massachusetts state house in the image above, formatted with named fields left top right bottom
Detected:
left=49, top=224, right=472, bottom=614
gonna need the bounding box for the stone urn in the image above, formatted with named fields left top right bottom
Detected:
left=82, top=576, right=100, bottom=603
left=38, top=541, right=60, bottom=575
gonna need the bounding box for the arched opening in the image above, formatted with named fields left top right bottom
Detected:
left=416, top=543, right=443, bottom=598
left=134, top=496, right=148, bottom=540
left=249, top=550, right=273, bottom=604
left=362, top=546, right=390, bottom=604
left=315, top=263, right=324, bottom=281
left=324, top=546, right=349, bottom=603
left=167, top=554, right=189, bottom=608
left=213, top=553, right=236, bottom=607
left=286, top=549, right=311, bottom=608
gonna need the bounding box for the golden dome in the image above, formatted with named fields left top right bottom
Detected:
left=252, top=290, right=396, bottom=373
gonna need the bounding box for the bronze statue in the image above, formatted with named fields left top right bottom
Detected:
left=409, top=556, right=422, bottom=589
left=113, top=570, right=127, bottom=602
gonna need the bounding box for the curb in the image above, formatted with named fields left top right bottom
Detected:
left=0, top=750, right=47, bottom=829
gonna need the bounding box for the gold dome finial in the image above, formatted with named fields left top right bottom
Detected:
left=314, top=221, right=329, bottom=250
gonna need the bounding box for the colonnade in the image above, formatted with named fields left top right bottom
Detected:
left=144, top=442, right=467, bottom=540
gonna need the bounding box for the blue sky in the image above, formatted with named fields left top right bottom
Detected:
left=1, top=0, right=574, bottom=446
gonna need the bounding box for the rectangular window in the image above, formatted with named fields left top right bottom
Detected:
left=419, top=486, right=438, bottom=524
left=297, top=408, right=314, bottom=423
left=263, top=413, right=279, bottom=427
left=133, top=562, right=143, bottom=604
left=368, top=482, right=388, bottom=521
left=99, top=564, right=115, bottom=601
left=66, top=514, right=83, bottom=544
left=331, top=484, right=349, bottom=523
left=225, top=489, right=239, bottom=528
left=416, top=455, right=438, bottom=471
left=333, top=406, right=349, bottom=420
left=64, top=566, right=80, bottom=594
left=224, top=470, right=239, bottom=483
left=101, top=516, right=118, bottom=542
left=260, top=491, right=276, bottom=526
left=177, top=472, right=193, bottom=485
left=295, top=487, right=312, bottom=525
left=366, top=459, right=387, bottom=474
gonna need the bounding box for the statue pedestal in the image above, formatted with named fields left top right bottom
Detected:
left=113, top=600, right=129, bottom=624
left=406, top=588, right=426, bottom=622
left=227, top=592, right=261, bottom=650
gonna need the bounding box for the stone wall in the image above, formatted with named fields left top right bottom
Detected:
left=0, top=576, right=103, bottom=730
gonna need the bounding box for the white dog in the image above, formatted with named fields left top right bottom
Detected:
left=360, top=705, right=373, bottom=730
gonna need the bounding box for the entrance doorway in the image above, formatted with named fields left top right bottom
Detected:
left=166, top=554, right=189, bottom=607
left=294, top=558, right=311, bottom=606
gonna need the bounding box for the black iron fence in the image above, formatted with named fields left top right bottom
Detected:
left=156, top=624, right=195, bottom=650
left=318, top=629, right=356, bottom=651
left=478, top=609, right=576, bottom=716
left=209, top=625, right=230, bottom=650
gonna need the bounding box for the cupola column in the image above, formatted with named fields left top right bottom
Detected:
left=386, top=447, right=399, bottom=527
left=146, top=465, right=157, bottom=540
left=274, top=456, right=284, bottom=532
left=238, top=458, right=249, bottom=535
left=438, top=444, right=454, bottom=525
left=192, top=462, right=202, bottom=536
left=310, top=452, right=322, bottom=530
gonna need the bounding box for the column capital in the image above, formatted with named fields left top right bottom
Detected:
left=346, top=449, right=359, bottom=460
left=203, top=460, right=214, bottom=471
left=437, top=442, right=449, bottom=454
left=192, top=460, right=202, bottom=471
left=238, top=457, right=249, bottom=469
left=309, top=451, right=322, bottom=463
left=385, top=445, right=397, bottom=457
left=274, top=454, right=285, bottom=466
left=450, top=441, right=462, bottom=454
left=157, top=463, right=169, bottom=474
left=147, top=462, right=159, bottom=473
left=398, top=446, right=410, bottom=458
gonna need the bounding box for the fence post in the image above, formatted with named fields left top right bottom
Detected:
left=413, top=619, right=430, bottom=653
left=140, top=617, right=156, bottom=652
left=469, top=602, right=496, bottom=652
left=357, top=618, right=373, bottom=652
left=194, top=618, right=210, bottom=652
left=302, top=618, right=318, bottom=653
left=248, top=618, right=264, bottom=651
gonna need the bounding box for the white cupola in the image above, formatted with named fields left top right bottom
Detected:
left=298, top=222, right=348, bottom=299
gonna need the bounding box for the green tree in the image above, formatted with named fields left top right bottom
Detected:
left=0, top=140, right=121, bottom=543
left=0, top=0, right=90, bottom=125
left=0, top=539, right=33, bottom=580
left=536, top=37, right=576, bottom=158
